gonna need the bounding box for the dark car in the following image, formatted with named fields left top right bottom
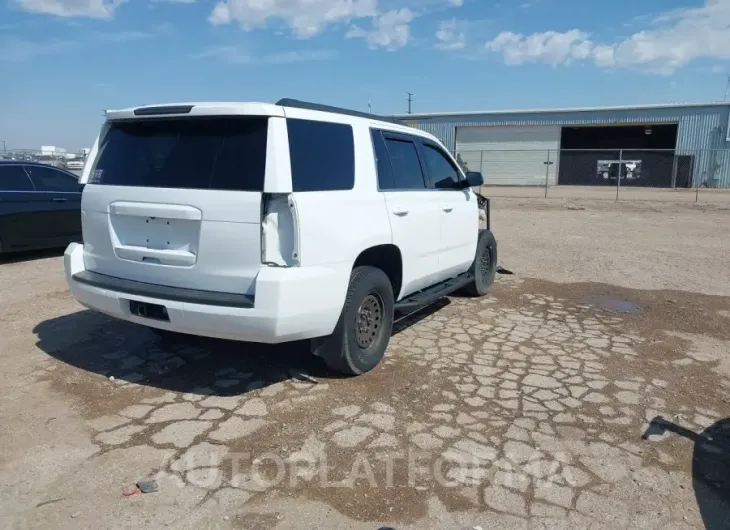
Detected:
left=0, top=161, right=83, bottom=254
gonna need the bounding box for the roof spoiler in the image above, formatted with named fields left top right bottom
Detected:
left=133, top=105, right=194, bottom=116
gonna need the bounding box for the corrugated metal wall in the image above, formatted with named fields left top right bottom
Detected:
left=399, top=104, right=730, bottom=187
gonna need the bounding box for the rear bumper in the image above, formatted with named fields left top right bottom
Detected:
left=72, top=270, right=256, bottom=308
left=64, top=243, right=350, bottom=343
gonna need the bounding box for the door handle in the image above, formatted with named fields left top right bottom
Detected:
left=442, top=206, right=454, bottom=213
left=392, top=208, right=409, bottom=217
left=52, top=197, right=68, bottom=202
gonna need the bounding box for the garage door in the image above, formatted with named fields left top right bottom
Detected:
left=456, top=126, right=561, bottom=186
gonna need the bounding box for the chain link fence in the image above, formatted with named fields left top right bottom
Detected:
left=456, top=148, right=730, bottom=203
left=5, top=145, right=730, bottom=203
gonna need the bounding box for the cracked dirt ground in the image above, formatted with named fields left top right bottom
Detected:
left=2, top=200, right=730, bottom=529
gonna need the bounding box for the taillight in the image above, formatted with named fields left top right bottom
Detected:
left=261, top=193, right=299, bottom=267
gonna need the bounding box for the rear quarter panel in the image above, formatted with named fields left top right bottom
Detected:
left=293, top=120, right=392, bottom=267
left=291, top=121, right=392, bottom=312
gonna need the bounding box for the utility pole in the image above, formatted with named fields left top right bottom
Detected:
left=368, top=100, right=372, bottom=114
left=724, top=74, right=730, bottom=101
left=2, top=141, right=6, bottom=154
left=407, top=92, right=413, bottom=114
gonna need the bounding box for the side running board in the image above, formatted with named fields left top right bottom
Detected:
left=395, top=272, right=474, bottom=313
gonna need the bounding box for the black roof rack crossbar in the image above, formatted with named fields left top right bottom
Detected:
left=276, top=98, right=404, bottom=125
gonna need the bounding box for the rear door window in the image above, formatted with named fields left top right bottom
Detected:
left=0, top=165, right=34, bottom=191
left=26, top=165, right=80, bottom=192
left=287, top=118, right=355, bottom=192
left=421, top=143, right=462, bottom=190
left=90, top=117, right=268, bottom=191
left=383, top=137, right=427, bottom=190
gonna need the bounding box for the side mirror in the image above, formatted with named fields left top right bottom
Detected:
left=464, top=171, right=484, bottom=188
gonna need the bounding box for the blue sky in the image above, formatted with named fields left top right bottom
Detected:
left=1, top=0, right=730, bottom=150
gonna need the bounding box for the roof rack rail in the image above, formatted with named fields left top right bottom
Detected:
left=276, top=98, right=404, bottom=125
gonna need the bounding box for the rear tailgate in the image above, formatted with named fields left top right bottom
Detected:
left=81, top=113, right=274, bottom=296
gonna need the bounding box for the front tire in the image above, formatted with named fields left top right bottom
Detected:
left=316, top=266, right=395, bottom=376
left=463, top=229, right=497, bottom=297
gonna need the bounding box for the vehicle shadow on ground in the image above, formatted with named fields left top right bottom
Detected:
left=644, top=416, right=730, bottom=530
left=33, top=301, right=448, bottom=397
left=34, top=309, right=337, bottom=397
left=0, top=247, right=65, bottom=264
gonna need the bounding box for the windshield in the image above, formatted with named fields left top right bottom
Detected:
left=89, top=117, right=268, bottom=191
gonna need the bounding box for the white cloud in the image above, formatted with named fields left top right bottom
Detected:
left=436, top=18, right=465, bottom=50
left=15, top=0, right=125, bottom=18
left=447, top=0, right=463, bottom=6
left=346, top=8, right=413, bottom=50
left=485, top=29, right=591, bottom=66
left=592, top=44, right=615, bottom=68
left=209, top=0, right=377, bottom=38
left=194, top=46, right=338, bottom=64
left=606, top=0, right=730, bottom=73
left=485, top=0, right=730, bottom=74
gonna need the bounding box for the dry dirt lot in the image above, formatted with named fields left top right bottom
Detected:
left=2, top=198, right=730, bottom=529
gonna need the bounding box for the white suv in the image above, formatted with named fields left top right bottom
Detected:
left=64, top=99, right=497, bottom=375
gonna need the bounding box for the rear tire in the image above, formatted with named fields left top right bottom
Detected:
left=315, top=266, right=395, bottom=376
left=462, top=229, right=497, bottom=297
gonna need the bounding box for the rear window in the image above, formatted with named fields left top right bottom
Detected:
left=89, top=117, right=268, bottom=191
left=287, top=118, right=355, bottom=192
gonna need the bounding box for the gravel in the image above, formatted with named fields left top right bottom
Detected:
left=493, top=198, right=730, bottom=295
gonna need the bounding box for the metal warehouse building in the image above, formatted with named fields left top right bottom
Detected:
left=394, top=102, right=730, bottom=188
